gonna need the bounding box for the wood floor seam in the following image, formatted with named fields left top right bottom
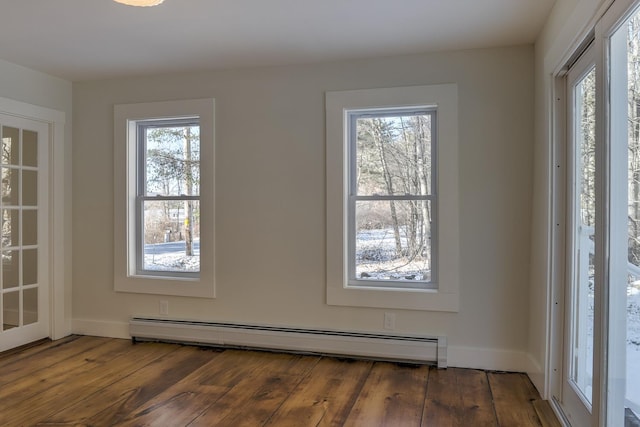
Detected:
left=0, top=337, right=561, bottom=427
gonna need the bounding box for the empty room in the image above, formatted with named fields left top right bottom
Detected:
left=0, top=0, right=638, bottom=425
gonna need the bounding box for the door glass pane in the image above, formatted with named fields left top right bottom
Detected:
left=624, top=10, right=640, bottom=421
left=22, top=210, right=37, bottom=246
left=23, top=287, right=37, bottom=326
left=2, top=250, right=19, bottom=289
left=23, top=249, right=37, bottom=286
left=22, top=130, right=37, bottom=167
left=22, top=170, right=37, bottom=207
left=2, top=167, right=19, bottom=206
left=571, top=66, right=596, bottom=405
left=2, top=291, right=18, bottom=330
left=1, top=126, right=19, bottom=165
left=1, top=209, right=19, bottom=247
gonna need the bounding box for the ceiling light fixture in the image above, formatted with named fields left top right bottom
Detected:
left=113, top=0, right=164, bottom=6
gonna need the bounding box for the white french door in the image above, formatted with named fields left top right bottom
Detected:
left=559, top=44, right=597, bottom=427
left=0, top=113, right=49, bottom=352
left=604, top=3, right=640, bottom=424
left=555, top=1, right=640, bottom=425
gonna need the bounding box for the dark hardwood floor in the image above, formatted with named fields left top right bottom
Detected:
left=0, top=335, right=560, bottom=426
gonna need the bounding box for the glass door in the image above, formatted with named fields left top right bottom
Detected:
left=0, top=114, right=49, bottom=352
left=560, top=45, right=597, bottom=427
left=607, top=6, right=640, bottom=425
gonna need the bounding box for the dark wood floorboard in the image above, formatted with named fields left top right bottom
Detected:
left=0, top=337, right=561, bottom=426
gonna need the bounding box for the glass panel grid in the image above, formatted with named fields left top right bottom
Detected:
left=0, top=124, right=40, bottom=333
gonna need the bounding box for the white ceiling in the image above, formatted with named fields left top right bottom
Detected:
left=0, top=0, right=556, bottom=82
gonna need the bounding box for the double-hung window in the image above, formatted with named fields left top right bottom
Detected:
left=347, top=108, right=437, bottom=288
left=136, top=118, right=200, bottom=278
left=326, top=85, right=459, bottom=311
left=114, top=99, right=215, bottom=298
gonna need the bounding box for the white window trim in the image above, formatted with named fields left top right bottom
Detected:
left=326, top=85, right=459, bottom=311
left=114, top=99, right=215, bottom=298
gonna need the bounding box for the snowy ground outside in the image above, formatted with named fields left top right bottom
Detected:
left=355, top=228, right=430, bottom=281
left=143, top=240, right=200, bottom=272
left=626, top=285, right=640, bottom=416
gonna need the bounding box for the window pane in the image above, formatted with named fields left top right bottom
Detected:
left=22, top=170, right=37, bottom=207
left=22, top=209, right=37, bottom=246
left=1, top=209, right=19, bottom=247
left=142, top=199, right=200, bottom=272
left=2, top=167, right=19, bottom=206
left=23, top=248, right=37, bottom=285
left=23, top=287, right=38, bottom=326
left=3, top=291, right=18, bottom=330
left=144, top=125, right=200, bottom=197
left=625, top=12, right=640, bottom=420
left=2, top=250, right=19, bottom=289
left=1, top=126, right=19, bottom=166
left=22, top=130, right=37, bottom=167
left=355, top=114, right=432, bottom=196
left=570, top=66, right=596, bottom=404
left=355, top=200, right=432, bottom=282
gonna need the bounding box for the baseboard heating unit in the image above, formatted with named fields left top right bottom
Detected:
left=129, top=317, right=447, bottom=368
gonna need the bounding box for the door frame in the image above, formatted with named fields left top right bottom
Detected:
left=0, top=96, right=67, bottom=341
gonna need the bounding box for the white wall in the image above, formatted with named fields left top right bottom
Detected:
left=73, top=46, right=534, bottom=371
left=529, top=0, right=609, bottom=396
left=0, top=59, right=73, bottom=335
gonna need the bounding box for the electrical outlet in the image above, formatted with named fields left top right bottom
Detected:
left=384, top=312, right=396, bottom=330
left=159, top=300, right=169, bottom=316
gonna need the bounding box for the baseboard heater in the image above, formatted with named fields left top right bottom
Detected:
left=129, top=317, right=447, bottom=368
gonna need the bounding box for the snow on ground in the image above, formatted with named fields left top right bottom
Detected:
left=144, top=252, right=199, bottom=272
left=355, top=228, right=429, bottom=281
left=143, top=240, right=199, bottom=272
left=627, top=286, right=640, bottom=416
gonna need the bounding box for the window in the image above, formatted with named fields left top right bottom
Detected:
left=347, top=108, right=436, bottom=289
left=326, top=85, right=459, bottom=311
left=136, top=118, right=200, bottom=278
left=114, top=99, right=215, bottom=297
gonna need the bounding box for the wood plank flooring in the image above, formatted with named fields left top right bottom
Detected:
left=0, top=336, right=560, bottom=426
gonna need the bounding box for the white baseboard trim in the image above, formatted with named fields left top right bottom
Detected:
left=72, top=319, right=129, bottom=339
left=447, top=345, right=535, bottom=372
left=526, top=353, right=546, bottom=396
left=71, top=318, right=534, bottom=373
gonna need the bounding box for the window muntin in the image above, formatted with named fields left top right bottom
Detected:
left=347, top=108, right=437, bottom=289
left=135, top=118, right=200, bottom=277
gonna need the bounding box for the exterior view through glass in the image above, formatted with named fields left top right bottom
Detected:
left=350, top=110, right=435, bottom=286
left=138, top=122, right=200, bottom=274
